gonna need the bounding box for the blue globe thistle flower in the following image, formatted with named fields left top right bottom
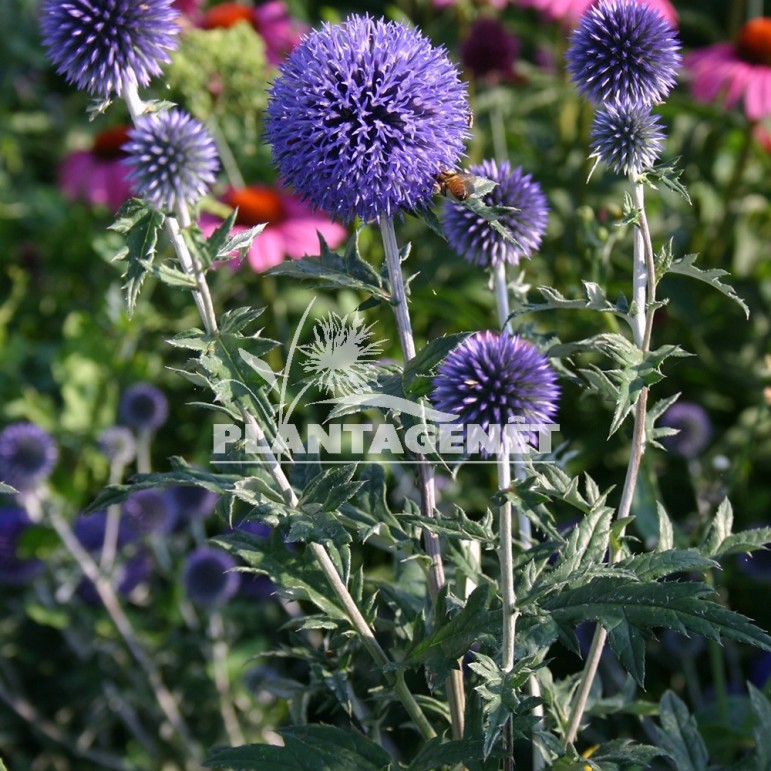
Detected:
left=123, top=489, right=177, bottom=535
left=40, top=0, right=180, bottom=98
left=0, top=508, right=45, bottom=586
left=74, top=510, right=139, bottom=550
left=183, top=547, right=240, bottom=607
left=169, top=485, right=218, bottom=524
left=431, top=331, right=559, bottom=454
left=118, top=382, right=169, bottom=432
left=566, top=0, right=681, bottom=107
left=77, top=552, right=151, bottom=605
left=0, top=423, right=58, bottom=492
left=659, top=401, right=712, bottom=459
left=265, top=15, right=471, bottom=223
left=98, top=426, right=137, bottom=466
left=442, top=160, right=548, bottom=268
left=590, top=101, right=666, bottom=176
left=124, top=109, right=219, bottom=212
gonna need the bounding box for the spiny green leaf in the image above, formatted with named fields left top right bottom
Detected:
left=656, top=502, right=675, bottom=551
left=397, top=505, right=495, bottom=544
left=748, top=683, right=771, bottom=770
left=543, top=577, right=771, bottom=685
left=266, top=232, right=389, bottom=300
left=655, top=691, right=709, bottom=771
left=299, top=465, right=363, bottom=513
left=108, top=198, right=165, bottom=315
left=701, top=498, right=734, bottom=557
left=668, top=253, right=749, bottom=318
left=616, top=549, right=717, bottom=582
left=406, top=585, right=498, bottom=676
left=403, top=333, right=468, bottom=396
left=406, top=738, right=498, bottom=771
left=216, top=530, right=347, bottom=620
left=203, top=725, right=391, bottom=771
left=714, top=528, right=771, bottom=560
left=509, top=282, right=632, bottom=325
left=588, top=739, right=669, bottom=768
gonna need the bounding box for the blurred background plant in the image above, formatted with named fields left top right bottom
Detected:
left=1, top=0, right=771, bottom=768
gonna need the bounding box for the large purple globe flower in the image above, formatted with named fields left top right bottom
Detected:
left=659, top=401, right=712, bottom=459
left=40, top=0, right=180, bottom=98
left=432, top=331, right=559, bottom=454
left=442, top=160, right=548, bottom=268
left=124, top=109, right=219, bottom=213
left=566, top=0, right=681, bottom=106
left=265, top=15, right=471, bottom=223
left=0, top=423, right=58, bottom=492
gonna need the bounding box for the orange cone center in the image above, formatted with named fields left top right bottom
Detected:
left=737, top=17, right=771, bottom=66
left=224, top=186, right=285, bottom=226
left=92, top=125, right=132, bottom=159
left=202, top=3, right=253, bottom=29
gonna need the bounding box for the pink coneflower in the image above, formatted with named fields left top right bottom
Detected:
left=686, top=17, right=771, bottom=122
left=58, top=125, right=133, bottom=212
left=200, top=185, right=347, bottom=272
left=516, top=0, right=678, bottom=26
left=201, top=1, right=305, bottom=64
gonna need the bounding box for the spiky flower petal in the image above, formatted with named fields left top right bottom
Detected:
left=0, top=423, right=58, bottom=492
left=566, top=0, right=681, bottom=106
left=431, top=332, right=559, bottom=453
left=442, top=160, right=548, bottom=268
left=590, top=101, right=666, bottom=176
left=124, top=109, right=219, bottom=212
left=265, top=15, right=471, bottom=222
left=40, top=0, right=180, bottom=98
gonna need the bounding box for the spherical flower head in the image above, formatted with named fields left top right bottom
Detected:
left=118, top=382, right=169, bottom=432
left=659, top=401, right=712, bottom=459
left=183, top=547, right=240, bottom=607
left=169, top=485, right=218, bottom=523
left=98, top=426, right=137, bottom=466
left=124, top=109, right=219, bottom=213
left=123, top=489, right=177, bottom=535
left=431, top=331, right=559, bottom=455
left=0, top=423, right=58, bottom=492
left=566, top=0, right=681, bottom=106
left=40, top=0, right=180, bottom=98
left=265, top=15, right=471, bottom=223
left=590, top=100, right=666, bottom=176
left=75, top=510, right=139, bottom=551
left=442, top=160, right=548, bottom=268
left=0, top=508, right=45, bottom=586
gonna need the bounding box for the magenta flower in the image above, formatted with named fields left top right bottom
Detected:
left=58, top=125, right=133, bottom=211
left=516, top=0, right=677, bottom=26
left=200, top=185, right=347, bottom=272
left=201, top=1, right=305, bottom=65
left=685, top=17, right=771, bottom=122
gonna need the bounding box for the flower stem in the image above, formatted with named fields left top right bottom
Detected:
left=379, top=214, right=465, bottom=740
left=563, top=181, right=655, bottom=747
left=47, top=509, right=200, bottom=757
left=209, top=611, right=246, bottom=746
